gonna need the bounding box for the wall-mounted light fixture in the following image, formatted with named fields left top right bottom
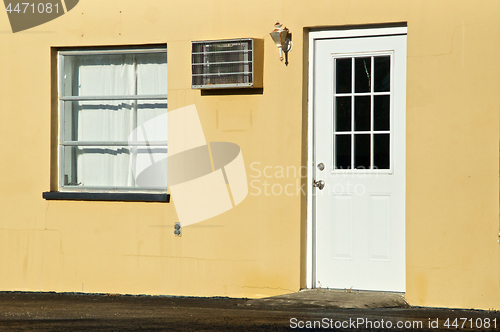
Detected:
left=269, top=22, right=292, bottom=63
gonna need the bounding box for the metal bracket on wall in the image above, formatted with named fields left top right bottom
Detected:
left=174, top=222, right=182, bottom=236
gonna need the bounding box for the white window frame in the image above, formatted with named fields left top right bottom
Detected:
left=57, top=47, right=168, bottom=193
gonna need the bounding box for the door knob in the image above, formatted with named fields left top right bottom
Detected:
left=313, top=179, right=325, bottom=190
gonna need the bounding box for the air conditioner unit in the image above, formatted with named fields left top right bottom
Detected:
left=192, top=38, right=263, bottom=89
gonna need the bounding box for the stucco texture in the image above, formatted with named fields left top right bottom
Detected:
left=0, top=0, right=499, bottom=310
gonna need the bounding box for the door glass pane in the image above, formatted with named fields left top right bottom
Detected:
left=336, top=58, right=352, bottom=93
left=336, top=97, right=351, bottom=132
left=374, top=56, right=391, bottom=92
left=355, top=57, right=371, bottom=93
left=332, top=54, right=392, bottom=172
left=354, top=134, right=370, bottom=169
left=374, top=95, right=390, bottom=131
left=374, top=134, right=390, bottom=169
left=335, top=135, right=351, bottom=169
left=354, top=96, right=370, bottom=131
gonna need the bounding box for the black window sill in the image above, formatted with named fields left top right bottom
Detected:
left=42, top=191, right=170, bottom=203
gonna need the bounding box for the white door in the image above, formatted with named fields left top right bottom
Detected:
left=311, top=29, right=406, bottom=292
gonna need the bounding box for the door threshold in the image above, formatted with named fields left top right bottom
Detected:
left=244, top=289, right=408, bottom=309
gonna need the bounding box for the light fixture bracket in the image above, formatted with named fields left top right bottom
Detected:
left=269, top=22, right=292, bottom=62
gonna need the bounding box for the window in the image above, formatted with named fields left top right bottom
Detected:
left=56, top=47, right=168, bottom=195
left=334, top=55, right=391, bottom=170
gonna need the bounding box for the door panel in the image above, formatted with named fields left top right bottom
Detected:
left=332, top=195, right=353, bottom=259
left=369, top=195, right=391, bottom=261
left=313, top=33, right=406, bottom=292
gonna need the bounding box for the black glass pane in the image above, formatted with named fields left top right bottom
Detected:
left=335, top=135, right=351, bottom=169
left=336, top=97, right=351, bottom=132
left=354, top=134, right=370, bottom=169
left=354, top=96, right=371, bottom=131
left=374, top=134, right=390, bottom=169
left=374, top=56, right=390, bottom=92
left=374, top=95, right=390, bottom=131
left=355, top=57, right=371, bottom=93
left=336, top=58, right=352, bottom=93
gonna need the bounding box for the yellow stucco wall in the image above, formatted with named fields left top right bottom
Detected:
left=0, top=0, right=499, bottom=310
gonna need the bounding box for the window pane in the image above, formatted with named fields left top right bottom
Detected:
left=63, top=145, right=133, bottom=188
left=63, top=54, right=136, bottom=97
left=335, top=135, right=351, bottom=169
left=336, top=58, right=352, bottom=93
left=374, top=95, right=390, bottom=131
left=64, top=101, right=134, bottom=142
left=63, top=101, right=168, bottom=142
left=63, top=146, right=168, bottom=189
left=374, top=56, right=390, bottom=92
left=354, top=96, right=370, bottom=131
left=335, top=97, right=351, bottom=132
left=62, top=53, right=167, bottom=97
left=354, top=134, right=370, bottom=169
left=355, top=57, right=371, bottom=93
left=136, top=101, right=169, bottom=141
left=136, top=53, right=168, bottom=95
left=374, top=134, right=390, bottom=169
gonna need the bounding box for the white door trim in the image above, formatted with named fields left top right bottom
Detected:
left=306, top=26, right=408, bottom=289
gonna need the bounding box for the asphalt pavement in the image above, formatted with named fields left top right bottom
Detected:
left=0, top=290, right=498, bottom=331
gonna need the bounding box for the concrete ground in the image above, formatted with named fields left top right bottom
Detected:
left=0, top=290, right=498, bottom=331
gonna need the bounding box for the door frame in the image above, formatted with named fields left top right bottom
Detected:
left=306, top=26, right=408, bottom=289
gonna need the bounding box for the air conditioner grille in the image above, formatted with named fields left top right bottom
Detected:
left=193, top=73, right=253, bottom=87
left=192, top=38, right=262, bottom=89
left=192, top=62, right=253, bottom=75
left=192, top=41, right=251, bottom=53
left=192, top=51, right=253, bottom=64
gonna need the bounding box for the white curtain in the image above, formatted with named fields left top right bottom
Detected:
left=63, top=53, right=167, bottom=189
